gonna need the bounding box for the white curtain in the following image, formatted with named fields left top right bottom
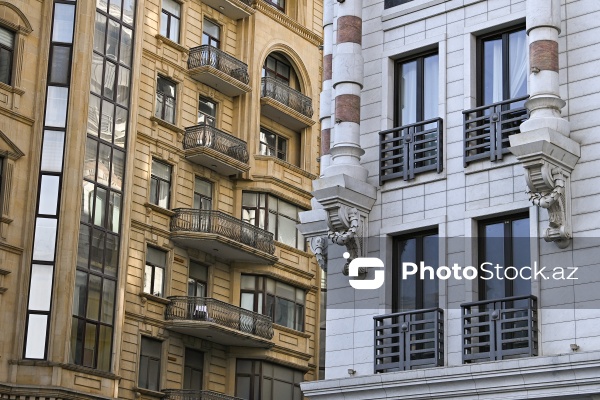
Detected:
left=509, top=30, right=528, bottom=99
left=401, top=61, right=417, bottom=124
left=491, top=40, right=503, bottom=103
left=423, top=54, right=439, bottom=120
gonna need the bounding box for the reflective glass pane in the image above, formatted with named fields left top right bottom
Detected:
left=38, top=175, right=60, bottom=216
left=45, top=86, right=69, bottom=128
left=77, top=224, right=91, bottom=268
left=88, top=95, right=101, bottom=136
left=98, top=144, right=111, bottom=186
left=41, top=130, right=65, bottom=172
left=104, top=233, right=119, bottom=277
left=397, top=238, right=416, bottom=311
left=84, top=138, right=98, bottom=181
left=94, top=187, right=107, bottom=227
left=97, top=325, right=113, bottom=371
left=70, top=317, right=85, bottom=364
left=86, top=275, right=102, bottom=320
left=277, top=215, right=296, bottom=247
left=163, top=0, right=181, bottom=16
left=53, top=4, right=75, bottom=43
left=509, top=29, right=528, bottom=99
left=203, top=19, right=220, bottom=39
left=29, top=264, right=54, bottom=311
left=25, top=314, right=48, bottom=359
left=483, top=222, right=505, bottom=300
left=50, top=45, right=71, bottom=85
left=97, top=0, right=109, bottom=13
left=114, top=106, right=127, bottom=147
left=117, top=67, right=130, bottom=106
left=101, top=100, right=115, bottom=142
left=33, top=218, right=57, bottom=261
left=400, top=60, right=417, bottom=124
left=484, top=38, right=503, bottom=104
left=423, top=54, right=439, bottom=120
left=109, top=0, right=123, bottom=19
left=111, top=148, right=125, bottom=191
left=93, top=12, right=107, bottom=53
left=153, top=267, right=164, bottom=297
left=83, top=323, right=97, bottom=367
left=120, top=27, right=133, bottom=67
left=106, top=19, right=120, bottom=61
left=143, top=265, right=153, bottom=294
left=152, top=159, right=171, bottom=180
left=108, top=191, right=121, bottom=233
left=90, top=228, right=105, bottom=272
left=123, top=0, right=135, bottom=25
left=101, top=279, right=116, bottom=323
left=73, top=270, right=88, bottom=316
left=170, top=18, right=180, bottom=43
left=160, top=12, right=168, bottom=38
left=422, top=234, right=439, bottom=309
left=104, top=61, right=117, bottom=100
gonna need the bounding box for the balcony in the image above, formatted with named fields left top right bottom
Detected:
left=374, top=308, right=444, bottom=373
left=260, top=77, right=314, bottom=131
left=165, top=297, right=274, bottom=348
left=162, top=390, right=243, bottom=400
left=201, top=0, right=254, bottom=20
left=463, top=95, right=529, bottom=167
left=188, top=45, right=251, bottom=97
left=183, top=124, right=250, bottom=175
left=379, top=117, right=443, bottom=185
left=462, top=295, right=538, bottom=364
left=170, top=209, right=277, bottom=264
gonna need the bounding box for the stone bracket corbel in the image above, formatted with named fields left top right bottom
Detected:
left=326, top=206, right=367, bottom=278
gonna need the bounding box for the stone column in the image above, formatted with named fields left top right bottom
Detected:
left=319, top=0, right=334, bottom=176
left=323, top=0, right=368, bottom=181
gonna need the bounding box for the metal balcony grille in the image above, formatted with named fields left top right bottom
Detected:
left=170, top=209, right=275, bottom=255
left=188, top=45, right=250, bottom=85
left=379, top=117, right=443, bottom=184
left=183, top=124, right=249, bottom=164
left=162, top=390, right=244, bottom=400
left=165, top=297, right=274, bottom=340
left=374, top=308, right=444, bottom=373
left=463, top=95, right=529, bottom=166
left=260, top=77, right=313, bottom=118
left=462, top=295, right=538, bottom=364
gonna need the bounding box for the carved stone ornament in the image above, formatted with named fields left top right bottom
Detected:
left=325, top=206, right=367, bottom=278
left=309, top=236, right=328, bottom=271
left=524, top=161, right=571, bottom=248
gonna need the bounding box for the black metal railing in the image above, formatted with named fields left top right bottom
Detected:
left=162, top=389, right=244, bottom=400
left=183, top=124, right=249, bottom=164
left=165, top=297, right=274, bottom=340
left=188, top=45, right=250, bottom=85
left=260, top=77, right=313, bottom=118
left=379, top=117, right=443, bottom=184
left=462, top=295, right=538, bottom=364
left=374, top=308, right=444, bottom=373
left=463, top=95, right=529, bottom=166
left=170, top=209, right=275, bottom=255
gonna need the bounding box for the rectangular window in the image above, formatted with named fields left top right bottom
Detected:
left=198, top=97, right=216, bottom=126
left=395, top=52, right=438, bottom=126
left=160, top=0, right=180, bottom=43
left=235, top=359, right=303, bottom=400
left=193, top=177, right=212, bottom=210
left=144, top=246, right=167, bottom=297
left=240, top=275, right=305, bottom=331
left=478, top=214, right=530, bottom=301
left=183, top=348, right=204, bottom=390
left=384, top=0, right=413, bottom=9
left=155, top=76, right=176, bottom=124
left=150, top=159, right=171, bottom=209
left=392, top=231, right=439, bottom=312
left=0, top=27, right=15, bottom=85
left=241, top=192, right=304, bottom=250
left=259, top=128, right=287, bottom=161
left=202, top=19, right=220, bottom=48
left=263, top=54, right=290, bottom=84
left=188, top=261, right=208, bottom=297
left=139, top=337, right=162, bottom=391
left=265, top=0, right=285, bottom=12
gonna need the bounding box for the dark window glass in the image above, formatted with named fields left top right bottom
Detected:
left=139, top=337, right=162, bottom=391
left=263, top=54, right=291, bottom=84
left=236, top=360, right=303, bottom=400
left=188, top=261, right=208, bottom=297
left=193, top=177, right=212, bottom=210
left=478, top=214, right=530, bottom=300
left=155, top=76, right=176, bottom=124
left=265, top=0, right=285, bottom=11
left=395, top=52, right=438, bottom=126
left=0, top=26, right=14, bottom=85
left=480, top=27, right=527, bottom=106
left=240, top=275, right=305, bottom=331
left=202, top=19, right=220, bottom=48
left=144, top=246, right=167, bottom=297
left=150, top=159, right=171, bottom=208
left=241, top=192, right=304, bottom=250
left=183, top=348, right=204, bottom=390
left=198, top=97, right=216, bottom=126
left=160, top=0, right=180, bottom=43
left=384, top=0, right=413, bottom=9
left=392, top=231, right=439, bottom=312
left=259, top=128, right=287, bottom=161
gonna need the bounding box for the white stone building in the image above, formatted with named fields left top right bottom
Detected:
left=298, top=0, right=600, bottom=398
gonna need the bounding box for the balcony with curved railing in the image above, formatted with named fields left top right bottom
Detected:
left=183, top=123, right=249, bottom=175
left=260, top=77, right=315, bottom=131
left=188, top=45, right=251, bottom=97
left=165, top=297, right=274, bottom=347
left=170, top=209, right=277, bottom=264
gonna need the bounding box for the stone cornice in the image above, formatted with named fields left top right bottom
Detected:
left=301, top=352, right=600, bottom=399
left=254, top=1, right=323, bottom=46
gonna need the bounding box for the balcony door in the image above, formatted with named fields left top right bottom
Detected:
left=183, top=348, right=204, bottom=390
left=395, top=52, right=438, bottom=126
left=187, top=261, right=208, bottom=298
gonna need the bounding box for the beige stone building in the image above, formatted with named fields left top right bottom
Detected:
left=0, top=0, right=322, bottom=399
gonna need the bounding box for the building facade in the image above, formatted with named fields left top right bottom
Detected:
left=299, top=0, right=600, bottom=399
left=0, top=0, right=322, bottom=399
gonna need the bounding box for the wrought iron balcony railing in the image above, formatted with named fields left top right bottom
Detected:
left=463, top=95, right=529, bottom=166
left=188, top=45, right=250, bottom=85
left=165, top=296, right=274, bottom=340
left=374, top=308, right=444, bottom=373
left=462, top=295, right=538, bottom=364
left=183, top=124, right=249, bottom=164
left=170, top=209, right=275, bottom=255
left=260, top=77, right=313, bottom=118
left=162, top=389, right=244, bottom=400
left=379, top=117, right=443, bottom=184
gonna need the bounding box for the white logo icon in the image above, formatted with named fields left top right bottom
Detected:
left=346, top=252, right=385, bottom=290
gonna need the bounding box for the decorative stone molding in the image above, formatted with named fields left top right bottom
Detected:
left=309, top=236, right=327, bottom=271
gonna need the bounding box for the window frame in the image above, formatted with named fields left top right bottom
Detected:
left=155, top=76, right=177, bottom=124
left=263, top=54, right=291, bottom=85
left=193, top=177, right=213, bottom=211
left=0, top=26, right=15, bottom=86
left=144, top=246, right=167, bottom=298
left=258, top=127, right=288, bottom=161
left=201, top=18, right=220, bottom=49
left=476, top=25, right=527, bottom=107
left=198, top=96, right=217, bottom=126
left=384, top=0, right=413, bottom=10
left=265, top=0, right=285, bottom=12
left=183, top=347, right=205, bottom=390
left=187, top=260, right=208, bottom=298
left=160, top=0, right=181, bottom=43
left=150, top=158, right=171, bottom=209
left=235, top=359, right=304, bottom=400
left=139, top=336, right=162, bottom=391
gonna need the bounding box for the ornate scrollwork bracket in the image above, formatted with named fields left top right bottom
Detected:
left=325, top=206, right=367, bottom=278
left=309, top=236, right=328, bottom=271
left=525, top=162, right=571, bottom=248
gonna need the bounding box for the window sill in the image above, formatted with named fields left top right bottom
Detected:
left=8, top=360, right=121, bottom=380
left=273, top=323, right=311, bottom=338
left=144, top=202, right=176, bottom=217
left=134, top=387, right=165, bottom=399
left=139, top=291, right=171, bottom=305
left=155, top=33, right=189, bottom=55
left=150, top=115, right=185, bottom=134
